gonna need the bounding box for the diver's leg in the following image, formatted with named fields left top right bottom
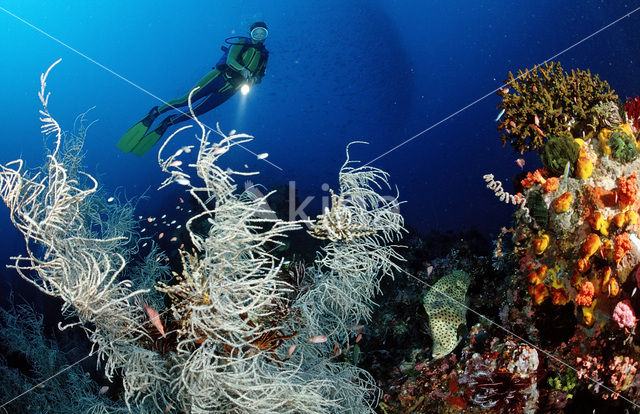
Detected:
left=121, top=70, right=222, bottom=154
left=157, top=69, right=222, bottom=114
left=161, top=88, right=233, bottom=126
left=117, top=106, right=161, bottom=152
left=131, top=76, right=233, bottom=157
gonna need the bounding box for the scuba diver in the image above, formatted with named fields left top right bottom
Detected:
left=117, top=22, right=269, bottom=156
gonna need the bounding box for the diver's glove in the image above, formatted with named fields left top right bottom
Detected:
left=240, top=68, right=260, bottom=85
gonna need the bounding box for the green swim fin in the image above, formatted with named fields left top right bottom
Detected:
left=117, top=107, right=159, bottom=153
left=131, top=118, right=171, bottom=156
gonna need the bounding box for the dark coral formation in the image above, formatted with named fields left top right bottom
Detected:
left=526, top=190, right=549, bottom=229
left=497, top=61, right=617, bottom=154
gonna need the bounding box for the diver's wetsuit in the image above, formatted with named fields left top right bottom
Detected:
left=117, top=36, right=269, bottom=156
left=155, top=37, right=268, bottom=131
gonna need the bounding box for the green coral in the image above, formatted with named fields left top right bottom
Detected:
left=547, top=370, right=578, bottom=399
left=497, top=61, right=618, bottom=154
left=526, top=191, right=549, bottom=229
left=422, top=270, right=471, bottom=359
left=608, top=128, right=638, bottom=163
left=541, top=134, right=580, bottom=176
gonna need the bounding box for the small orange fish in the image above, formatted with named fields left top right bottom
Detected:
left=355, top=333, right=363, bottom=343
left=333, top=343, right=342, bottom=356
left=288, top=344, right=296, bottom=357
left=308, top=335, right=328, bottom=344
left=212, top=146, right=229, bottom=156
left=532, top=85, right=538, bottom=93
left=534, top=114, right=540, bottom=126
left=515, top=158, right=525, bottom=169
left=179, top=197, right=184, bottom=204
left=158, top=233, right=164, bottom=239
left=170, top=236, right=177, bottom=242
left=529, top=124, right=546, bottom=137
left=138, top=298, right=166, bottom=338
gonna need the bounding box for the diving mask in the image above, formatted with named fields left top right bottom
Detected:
left=250, top=22, right=268, bottom=42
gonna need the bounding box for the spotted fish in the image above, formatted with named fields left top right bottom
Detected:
left=422, top=270, right=471, bottom=359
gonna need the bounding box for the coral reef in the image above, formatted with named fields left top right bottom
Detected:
left=4, top=56, right=640, bottom=414
left=377, top=61, right=640, bottom=413
left=497, top=61, right=617, bottom=153
left=494, top=62, right=640, bottom=407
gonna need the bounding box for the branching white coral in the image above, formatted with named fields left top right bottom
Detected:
left=0, top=60, right=169, bottom=411
left=1, top=64, right=407, bottom=413
left=284, top=143, right=405, bottom=411
left=296, top=142, right=405, bottom=338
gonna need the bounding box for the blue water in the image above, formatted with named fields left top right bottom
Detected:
left=2, top=1, right=640, bottom=246
left=1, top=0, right=640, bottom=410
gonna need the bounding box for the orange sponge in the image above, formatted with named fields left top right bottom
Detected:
left=552, top=192, right=573, bottom=213
left=576, top=281, right=595, bottom=306
left=617, top=172, right=638, bottom=208
left=580, top=233, right=601, bottom=259
left=614, top=233, right=631, bottom=264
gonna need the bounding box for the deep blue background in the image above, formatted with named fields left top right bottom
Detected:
left=1, top=0, right=639, bottom=270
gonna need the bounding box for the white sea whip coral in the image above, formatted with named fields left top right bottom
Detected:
left=0, top=60, right=174, bottom=412
left=288, top=143, right=406, bottom=411
left=0, top=63, right=407, bottom=413
left=299, top=142, right=406, bottom=338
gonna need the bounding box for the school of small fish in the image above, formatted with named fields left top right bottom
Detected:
left=137, top=195, right=190, bottom=251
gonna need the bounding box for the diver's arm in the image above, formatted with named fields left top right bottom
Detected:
left=225, top=43, right=249, bottom=73
left=254, top=50, right=268, bottom=83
